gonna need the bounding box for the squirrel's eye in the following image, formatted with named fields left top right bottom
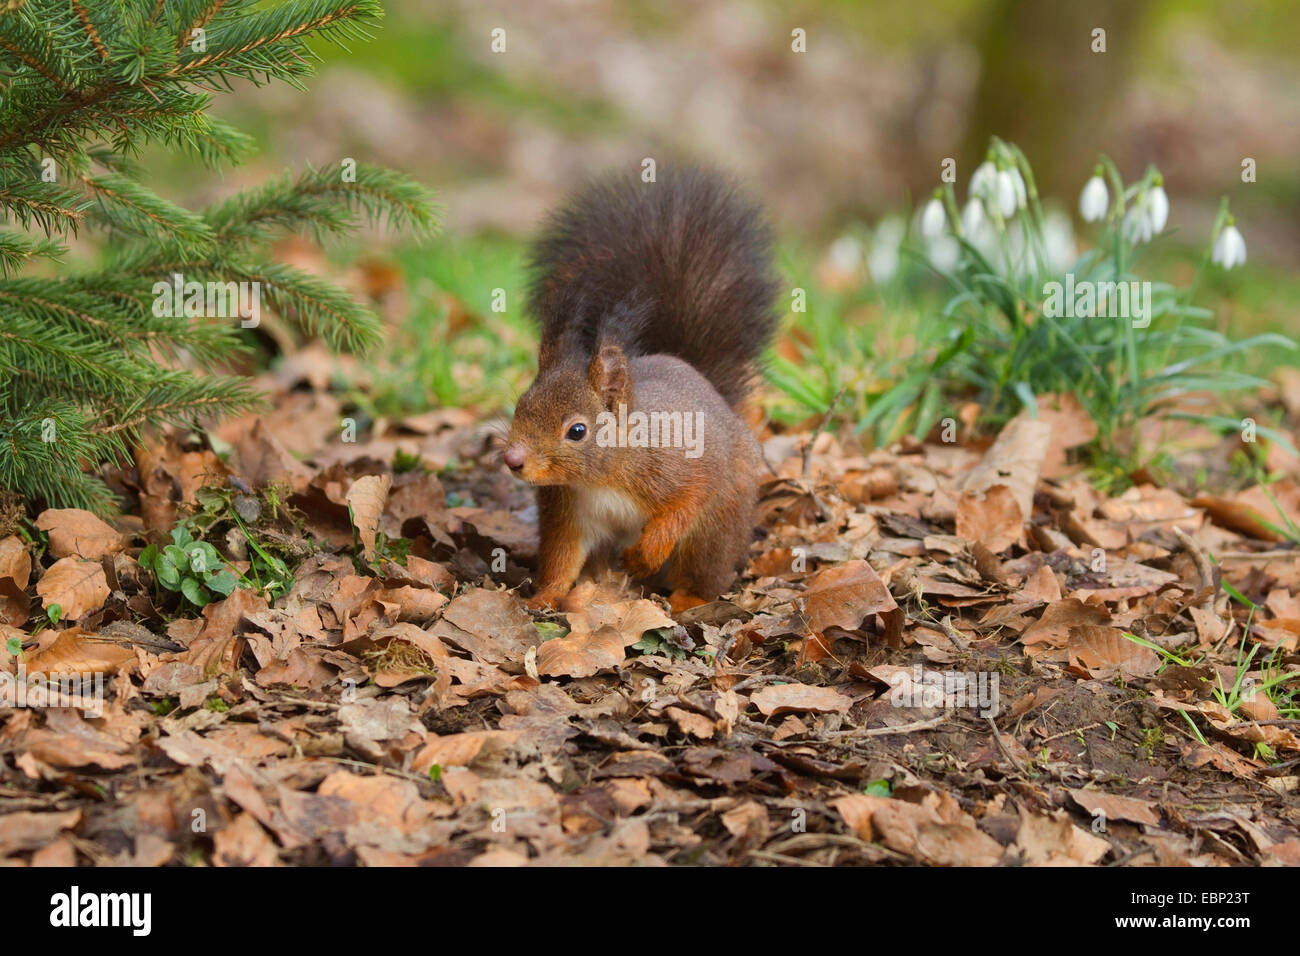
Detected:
left=565, top=423, right=587, bottom=442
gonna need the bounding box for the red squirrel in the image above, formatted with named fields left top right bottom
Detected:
left=504, top=165, right=779, bottom=612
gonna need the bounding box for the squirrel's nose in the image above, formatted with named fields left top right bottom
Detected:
left=504, top=442, right=528, bottom=471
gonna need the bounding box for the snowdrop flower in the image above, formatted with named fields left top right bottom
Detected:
left=960, top=198, right=998, bottom=260
left=993, top=169, right=1024, bottom=218
left=1079, top=172, right=1108, bottom=222
left=961, top=197, right=986, bottom=235
left=827, top=235, right=864, bottom=273
left=1003, top=220, right=1031, bottom=281
left=867, top=216, right=905, bottom=283
left=969, top=161, right=997, bottom=202
left=927, top=235, right=960, bottom=272
left=1147, top=178, right=1169, bottom=233
left=920, top=194, right=946, bottom=238
left=1123, top=191, right=1161, bottom=244
left=1008, top=167, right=1027, bottom=208
left=1212, top=218, right=1247, bottom=269
left=1043, top=209, right=1077, bottom=273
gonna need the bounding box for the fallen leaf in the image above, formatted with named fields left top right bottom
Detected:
left=1067, top=625, right=1159, bottom=679
left=750, top=682, right=853, bottom=716
left=0, top=535, right=31, bottom=626
left=35, top=508, right=125, bottom=560
left=25, top=627, right=136, bottom=676
left=535, top=624, right=627, bottom=679
left=1014, top=808, right=1111, bottom=865
left=346, top=474, right=391, bottom=561
left=956, top=417, right=1051, bottom=552
left=36, top=557, right=110, bottom=620
left=801, top=559, right=901, bottom=645
left=833, top=791, right=1002, bottom=865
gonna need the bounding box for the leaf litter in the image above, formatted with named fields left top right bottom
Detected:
left=1, top=371, right=1299, bottom=867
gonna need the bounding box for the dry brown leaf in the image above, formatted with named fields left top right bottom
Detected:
left=0, top=535, right=31, bottom=627
left=1014, top=808, right=1111, bottom=865
left=801, top=559, right=900, bottom=643
left=36, top=557, right=110, bottom=620
left=346, top=474, right=391, bottom=561
left=1067, top=625, right=1159, bottom=679
left=0, top=809, right=82, bottom=855
left=956, top=417, right=1051, bottom=552
left=1021, top=598, right=1110, bottom=650
left=535, top=624, right=627, bottom=679
left=213, top=813, right=281, bottom=867
left=833, top=791, right=1002, bottom=865
left=750, top=682, right=852, bottom=716
left=1194, top=481, right=1300, bottom=542
left=665, top=706, right=717, bottom=739
left=25, top=627, right=136, bottom=676
left=411, top=729, right=523, bottom=771
left=35, top=508, right=125, bottom=560
left=1023, top=394, right=1098, bottom=478
left=432, top=587, right=539, bottom=665
left=1066, top=790, right=1161, bottom=827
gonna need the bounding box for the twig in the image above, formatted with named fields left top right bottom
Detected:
left=1172, top=525, right=1217, bottom=610
left=987, top=717, right=1029, bottom=776
left=825, top=714, right=948, bottom=737
left=802, top=385, right=847, bottom=479
left=1040, top=721, right=1103, bottom=743
left=748, top=849, right=828, bottom=867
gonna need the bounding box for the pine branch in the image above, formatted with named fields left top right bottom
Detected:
left=81, top=173, right=215, bottom=250
left=176, top=0, right=384, bottom=82
left=0, top=177, right=89, bottom=234
left=0, top=0, right=438, bottom=512
left=205, top=162, right=439, bottom=243
left=0, top=11, right=83, bottom=97
left=0, top=230, right=65, bottom=276
left=70, top=1, right=110, bottom=63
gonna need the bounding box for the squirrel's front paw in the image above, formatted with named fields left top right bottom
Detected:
left=621, top=545, right=664, bottom=581
left=525, top=587, right=566, bottom=610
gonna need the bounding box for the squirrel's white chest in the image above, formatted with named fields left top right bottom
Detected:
left=574, top=486, right=646, bottom=552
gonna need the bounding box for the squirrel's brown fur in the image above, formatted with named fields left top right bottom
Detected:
left=505, top=165, right=778, bottom=610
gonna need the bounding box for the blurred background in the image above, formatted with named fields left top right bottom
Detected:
left=151, top=0, right=1300, bottom=451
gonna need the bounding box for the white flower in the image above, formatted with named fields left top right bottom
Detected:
left=1122, top=206, right=1149, bottom=243
left=1043, top=209, right=1077, bottom=273
left=1123, top=178, right=1170, bottom=244
left=1212, top=223, right=1247, bottom=269
left=969, top=161, right=997, bottom=202
left=927, top=235, right=960, bottom=272
left=961, top=198, right=986, bottom=235
left=994, top=170, right=1019, bottom=217
left=1008, top=167, right=1027, bottom=208
left=1148, top=185, right=1169, bottom=234
left=920, top=197, right=946, bottom=238
left=867, top=216, right=905, bottom=283
left=1079, top=175, right=1108, bottom=222
left=827, top=235, right=864, bottom=273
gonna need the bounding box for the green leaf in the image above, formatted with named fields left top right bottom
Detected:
left=155, top=555, right=181, bottom=589
left=206, top=570, right=239, bottom=596
left=864, top=779, right=892, bottom=797
left=180, top=575, right=209, bottom=608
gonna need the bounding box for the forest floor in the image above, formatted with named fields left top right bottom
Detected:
left=2, top=349, right=1299, bottom=867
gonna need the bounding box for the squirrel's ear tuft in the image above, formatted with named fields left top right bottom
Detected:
left=588, top=344, right=628, bottom=410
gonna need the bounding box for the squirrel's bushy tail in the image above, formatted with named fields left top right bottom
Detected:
left=528, top=164, right=779, bottom=409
